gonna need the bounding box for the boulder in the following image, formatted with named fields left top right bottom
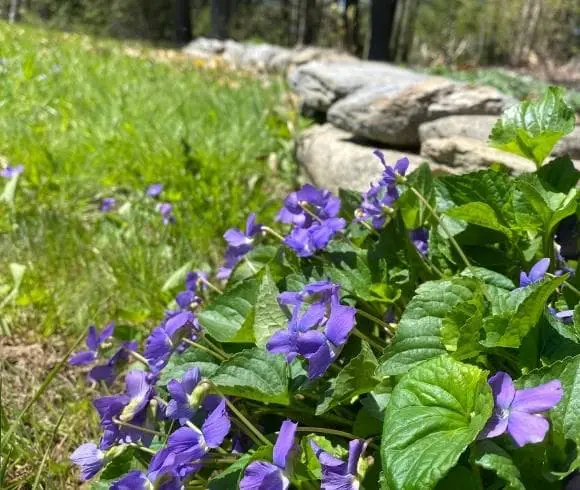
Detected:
left=288, top=60, right=427, bottom=113
left=328, top=78, right=516, bottom=148
left=553, top=126, right=580, bottom=159
left=419, top=115, right=496, bottom=143
left=221, top=40, right=247, bottom=66
left=241, top=44, right=289, bottom=70
left=420, top=136, right=535, bottom=173
left=183, top=37, right=225, bottom=55
left=296, top=124, right=448, bottom=193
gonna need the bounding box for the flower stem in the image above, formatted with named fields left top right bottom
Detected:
left=208, top=382, right=271, bottom=447
left=183, top=338, right=227, bottom=361
left=352, top=327, right=387, bottom=351
left=356, top=309, right=395, bottom=338
left=128, top=442, right=156, bottom=455
left=546, top=273, right=580, bottom=297
left=112, top=418, right=163, bottom=437
left=128, top=350, right=150, bottom=367
left=244, top=255, right=258, bottom=274
left=200, top=333, right=228, bottom=357
left=262, top=225, right=285, bottom=242
left=201, top=276, right=223, bottom=295
left=409, top=186, right=472, bottom=269
left=295, top=427, right=379, bottom=450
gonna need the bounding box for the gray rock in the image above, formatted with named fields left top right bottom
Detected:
left=296, top=124, right=448, bottom=193
left=241, top=44, right=289, bottom=70
left=420, top=136, right=535, bottom=173
left=328, top=78, right=516, bottom=148
left=419, top=115, right=497, bottom=143
left=289, top=60, right=427, bottom=113
left=553, top=126, right=580, bottom=160
left=183, top=37, right=225, bottom=55
left=221, top=40, right=247, bottom=66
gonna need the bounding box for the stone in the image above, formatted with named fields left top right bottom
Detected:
left=419, top=115, right=497, bottom=143
left=183, top=37, right=225, bottom=55
left=288, top=60, right=427, bottom=113
left=420, top=136, right=535, bottom=173
left=241, top=44, right=289, bottom=70
left=221, top=40, right=247, bottom=66
left=553, top=126, right=580, bottom=160
left=296, top=124, right=449, bottom=193
left=328, top=78, right=516, bottom=148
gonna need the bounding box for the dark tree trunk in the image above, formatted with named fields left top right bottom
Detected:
left=211, top=0, right=232, bottom=39
left=367, top=0, right=398, bottom=61
left=298, top=0, right=317, bottom=45
left=281, top=0, right=291, bottom=45
left=8, top=0, right=21, bottom=23
left=175, top=0, right=193, bottom=44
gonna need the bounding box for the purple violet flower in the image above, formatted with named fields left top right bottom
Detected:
left=240, top=420, right=298, bottom=490
left=356, top=154, right=409, bottom=229
left=158, top=202, right=175, bottom=225
left=410, top=228, right=429, bottom=256
left=70, top=443, right=105, bottom=481
left=176, top=272, right=208, bottom=309
left=166, top=368, right=220, bottom=424
left=0, top=164, right=24, bottom=179
left=310, top=438, right=368, bottom=490
left=277, top=185, right=345, bottom=258
left=218, top=213, right=264, bottom=280
left=551, top=308, right=574, bottom=324
left=150, top=400, right=230, bottom=475
left=111, top=469, right=182, bottom=490
left=99, top=197, right=116, bottom=213
left=480, top=372, right=563, bottom=447
left=88, top=341, right=138, bottom=385
left=267, top=281, right=356, bottom=378
left=144, top=311, right=200, bottom=373
left=69, top=323, right=114, bottom=366
left=93, top=370, right=155, bottom=448
left=519, top=258, right=550, bottom=287
left=146, top=183, right=164, bottom=198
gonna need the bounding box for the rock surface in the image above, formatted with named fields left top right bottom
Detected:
left=296, top=124, right=449, bottom=193
left=328, top=78, right=517, bottom=148
left=553, top=126, right=580, bottom=159
left=420, top=136, right=535, bottom=173
left=289, top=61, right=427, bottom=113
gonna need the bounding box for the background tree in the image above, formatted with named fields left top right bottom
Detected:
left=175, top=0, right=192, bottom=44
left=367, top=0, right=398, bottom=61
left=211, top=0, right=233, bottom=39
left=298, top=0, right=318, bottom=45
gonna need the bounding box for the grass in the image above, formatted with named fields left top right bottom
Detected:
left=0, top=22, right=300, bottom=488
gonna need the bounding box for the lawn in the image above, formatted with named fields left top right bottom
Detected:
left=0, top=23, right=299, bottom=488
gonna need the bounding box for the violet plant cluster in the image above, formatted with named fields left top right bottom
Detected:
left=67, top=90, right=580, bottom=490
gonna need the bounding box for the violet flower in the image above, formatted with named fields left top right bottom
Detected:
left=277, top=185, right=345, bottom=258
left=356, top=154, right=409, bottom=230
left=410, top=228, right=429, bottom=256
left=70, top=443, right=105, bottom=481
left=99, top=197, right=116, bottom=213
left=144, top=311, right=200, bottom=373
left=150, top=400, right=230, bottom=475
left=88, top=341, right=138, bottom=385
left=480, top=372, right=562, bottom=447
left=310, top=438, right=368, bottom=490
left=176, top=272, right=208, bottom=309
left=93, top=370, right=155, bottom=448
left=0, top=165, right=24, bottom=179
left=551, top=308, right=574, bottom=324
left=69, top=323, right=114, bottom=366
left=158, top=202, right=175, bottom=224
left=267, top=281, right=356, bottom=378
left=240, top=420, right=298, bottom=490
left=166, top=368, right=220, bottom=424
left=218, top=213, right=263, bottom=280
left=519, top=258, right=550, bottom=287
left=146, top=183, right=164, bottom=198
left=111, top=469, right=182, bottom=490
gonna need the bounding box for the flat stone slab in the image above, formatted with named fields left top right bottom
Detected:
left=328, top=78, right=516, bottom=148
left=288, top=60, right=427, bottom=113
left=421, top=136, right=536, bottom=173
left=296, top=124, right=449, bottom=193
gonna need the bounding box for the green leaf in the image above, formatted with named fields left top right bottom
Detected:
left=516, top=355, right=580, bottom=447
left=381, top=356, right=493, bottom=490
left=475, top=440, right=525, bottom=490
left=253, top=268, right=287, bottom=349
left=482, top=275, right=567, bottom=348
left=376, top=277, right=482, bottom=376
left=445, top=202, right=512, bottom=238
left=210, top=348, right=289, bottom=404
left=208, top=446, right=272, bottom=489
left=198, top=276, right=259, bottom=343
left=0, top=173, right=20, bottom=206
left=460, top=266, right=515, bottom=290
left=228, top=245, right=279, bottom=284
left=316, top=341, right=380, bottom=414
left=158, top=348, right=219, bottom=387
left=399, top=163, right=434, bottom=229
left=490, top=86, right=575, bottom=166
left=338, top=188, right=363, bottom=221
left=161, top=260, right=193, bottom=292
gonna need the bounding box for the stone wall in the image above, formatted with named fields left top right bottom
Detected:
left=184, top=38, right=580, bottom=193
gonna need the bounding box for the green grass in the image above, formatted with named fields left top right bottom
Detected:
left=0, top=22, right=299, bottom=488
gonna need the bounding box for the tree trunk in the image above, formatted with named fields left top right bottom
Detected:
left=298, top=0, right=317, bottom=46
left=211, top=0, right=231, bottom=39
left=281, top=0, right=291, bottom=45
left=367, top=0, right=398, bottom=61
left=343, top=0, right=362, bottom=56
left=8, top=0, right=21, bottom=23
left=397, top=0, right=419, bottom=62
left=175, top=0, right=193, bottom=44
